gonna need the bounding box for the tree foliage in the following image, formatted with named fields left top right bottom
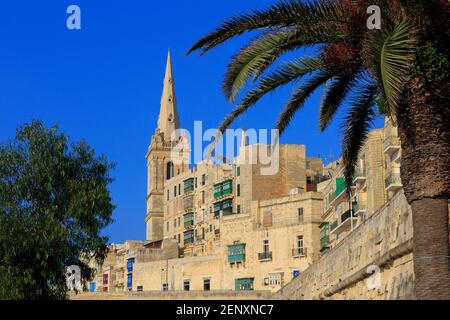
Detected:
left=0, top=121, right=115, bottom=299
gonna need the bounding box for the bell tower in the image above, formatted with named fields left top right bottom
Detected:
left=145, top=50, right=186, bottom=241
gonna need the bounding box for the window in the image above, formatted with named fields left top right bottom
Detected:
left=179, top=184, right=181, bottom=195
left=173, top=218, right=176, bottom=228
left=174, top=185, right=177, bottom=197
left=237, top=205, right=241, bottom=214
left=177, top=234, right=180, bottom=243
left=166, top=221, right=169, bottom=232
left=263, top=239, right=270, bottom=253
left=166, top=162, right=174, bottom=180
left=195, top=178, right=198, bottom=188
left=167, top=189, right=170, bottom=201
left=127, top=273, right=132, bottom=289
left=298, top=208, right=304, bottom=223
left=201, top=174, right=206, bottom=186
left=237, top=167, right=240, bottom=176
left=162, top=283, right=168, bottom=291
left=178, top=217, right=180, bottom=227
left=268, top=273, right=283, bottom=286
left=201, top=191, right=205, bottom=204
left=297, top=235, right=304, bottom=255
left=183, top=280, right=190, bottom=291
left=126, top=258, right=135, bottom=273
left=137, top=286, right=143, bottom=292
left=203, top=279, right=211, bottom=291
left=237, top=184, right=241, bottom=196
left=102, top=274, right=108, bottom=285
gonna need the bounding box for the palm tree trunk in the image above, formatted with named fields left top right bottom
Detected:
left=398, top=47, right=450, bottom=299
left=411, top=198, right=450, bottom=299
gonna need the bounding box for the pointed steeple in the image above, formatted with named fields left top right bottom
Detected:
left=157, top=50, right=179, bottom=140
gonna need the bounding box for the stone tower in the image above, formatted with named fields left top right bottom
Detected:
left=145, top=51, right=186, bottom=241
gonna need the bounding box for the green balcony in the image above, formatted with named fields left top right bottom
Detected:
left=222, top=180, right=233, bottom=196
left=214, top=183, right=222, bottom=198
left=184, top=213, right=194, bottom=229
left=222, top=199, right=233, bottom=216
left=330, top=220, right=338, bottom=231
left=335, top=177, right=347, bottom=197
left=214, top=180, right=233, bottom=199
left=184, top=230, right=194, bottom=245
left=228, top=243, right=246, bottom=263
left=320, top=236, right=330, bottom=249
left=235, top=278, right=254, bottom=291
left=184, top=178, right=194, bottom=193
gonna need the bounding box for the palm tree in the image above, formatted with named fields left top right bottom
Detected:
left=187, top=0, right=450, bottom=299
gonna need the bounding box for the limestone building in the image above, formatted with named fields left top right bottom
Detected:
left=87, top=52, right=418, bottom=299
left=89, top=52, right=326, bottom=294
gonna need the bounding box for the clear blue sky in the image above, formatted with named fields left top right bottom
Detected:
left=0, top=1, right=383, bottom=243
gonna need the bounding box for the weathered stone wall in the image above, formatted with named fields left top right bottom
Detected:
left=71, top=290, right=272, bottom=300
left=273, top=191, right=414, bottom=300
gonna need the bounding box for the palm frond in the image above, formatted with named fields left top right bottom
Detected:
left=277, top=71, right=334, bottom=134
left=187, top=0, right=345, bottom=55
left=219, top=57, right=325, bottom=133
left=319, top=69, right=361, bottom=131
left=369, top=20, right=416, bottom=116
left=224, top=26, right=339, bottom=101
left=342, top=84, right=379, bottom=191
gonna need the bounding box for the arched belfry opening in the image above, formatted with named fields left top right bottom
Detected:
left=166, top=161, right=174, bottom=180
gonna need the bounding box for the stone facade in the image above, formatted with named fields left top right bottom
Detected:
left=272, top=191, right=414, bottom=300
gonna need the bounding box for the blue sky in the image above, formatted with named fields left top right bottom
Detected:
left=0, top=1, right=383, bottom=243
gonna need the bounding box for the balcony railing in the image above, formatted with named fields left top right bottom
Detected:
left=341, top=209, right=355, bottom=223
left=258, top=251, right=273, bottom=261
left=352, top=169, right=366, bottom=183
left=353, top=202, right=367, bottom=214
left=383, top=136, right=401, bottom=153
left=385, top=173, right=402, bottom=189
left=320, top=236, right=329, bottom=249
left=292, top=247, right=307, bottom=257
left=330, top=220, right=338, bottom=231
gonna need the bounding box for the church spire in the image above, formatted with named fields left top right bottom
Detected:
left=157, top=50, right=179, bottom=140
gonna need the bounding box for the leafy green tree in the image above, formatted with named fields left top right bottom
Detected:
left=188, top=0, right=450, bottom=299
left=0, top=121, right=115, bottom=299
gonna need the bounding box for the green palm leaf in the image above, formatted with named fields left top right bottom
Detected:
left=277, top=71, right=334, bottom=134
left=218, top=57, right=325, bottom=133
left=342, top=84, right=379, bottom=190
left=224, top=26, right=339, bottom=102
left=319, top=69, right=361, bottom=131
left=187, top=0, right=345, bottom=55
left=369, top=20, right=416, bottom=115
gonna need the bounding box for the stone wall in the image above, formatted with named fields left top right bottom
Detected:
left=273, top=191, right=414, bottom=300
left=71, top=290, right=272, bottom=300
